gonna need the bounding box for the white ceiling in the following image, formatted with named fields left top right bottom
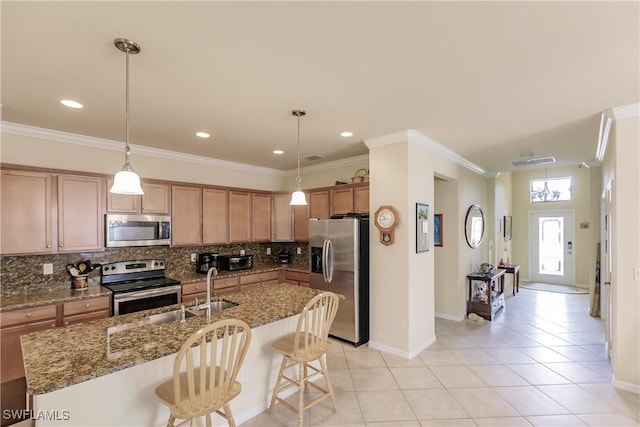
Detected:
left=2, top=1, right=638, bottom=174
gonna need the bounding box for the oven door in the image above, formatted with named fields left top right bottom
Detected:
left=113, top=285, right=181, bottom=315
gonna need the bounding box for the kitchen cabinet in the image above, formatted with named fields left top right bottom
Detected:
left=203, top=188, right=229, bottom=244
left=182, top=281, right=209, bottom=305
left=62, top=296, right=110, bottom=326
left=213, top=276, right=239, bottom=294
left=331, top=186, right=354, bottom=216
left=353, top=184, right=370, bottom=214
left=1, top=170, right=104, bottom=254
left=0, top=305, right=57, bottom=383
left=283, top=270, right=310, bottom=287
left=271, top=193, right=293, bottom=242
left=252, top=193, right=272, bottom=242
left=309, top=190, right=330, bottom=219
left=229, top=191, right=251, bottom=243
left=293, top=196, right=310, bottom=241
left=171, top=185, right=203, bottom=245
left=57, top=174, right=104, bottom=252
left=1, top=170, right=52, bottom=254
left=106, top=180, right=171, bottom=214
left=239, top=271, right=280, bottom=290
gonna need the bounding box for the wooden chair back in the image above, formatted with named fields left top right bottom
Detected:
left=293, top=292, right=339, bottom=358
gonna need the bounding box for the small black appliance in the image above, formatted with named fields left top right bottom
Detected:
left=278, top=249, right=291, bottom=264
left=196, top=252, right=219, bottom=274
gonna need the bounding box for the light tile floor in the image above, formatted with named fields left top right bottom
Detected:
left=240, top=288, right=640, bottom=426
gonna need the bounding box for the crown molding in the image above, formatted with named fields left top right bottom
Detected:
left=612, top=103, right=640, bottom=120
left=285, top=154, right=369, bottom=176
left=364, top=129, right=486, bottom=176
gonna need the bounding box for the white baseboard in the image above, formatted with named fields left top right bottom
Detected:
left=435, top=312, right=464, bottom=322
left=368, top=335, right=437, bottom=359
left=612, top=376, right=640, bottom=395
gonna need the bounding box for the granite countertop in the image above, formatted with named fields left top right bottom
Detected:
left=0, top=264, right=309, bottom=312
left=21, top=283, right=318, bottom=395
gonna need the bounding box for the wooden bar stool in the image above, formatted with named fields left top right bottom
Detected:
left=268, top=292, right=340, bottom=427
left=155, top=319, right=252, bottom=427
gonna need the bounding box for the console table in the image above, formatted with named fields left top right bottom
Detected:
left=466, top=269, right=506, bottom=320
left=498, top=264, right=520, bottom=295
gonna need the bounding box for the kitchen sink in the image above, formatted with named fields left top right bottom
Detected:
left=146, top=300, right=238, bottom=325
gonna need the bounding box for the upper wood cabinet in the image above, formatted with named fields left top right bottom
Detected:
left=229, top=190, right=251, bottom=243
left=1, top=170, right=52, bottom=254
left=309, top=190, right=330, bottom=219
left=171, top=185, right=202, bottom=246
left=331, top=187, right=354, bottom=216
left=272, top=193, right=293, bottom=242
left=293, top=197, right=310, bottom=242
left=203, top=188, right=229, bottom=244
left=1, top=171, right=104, bottom=254
left=353, top=184, right=370, bottom=214
left=252, top=193, right=271, bottom=242
left=107, top=180, right=170, bottom=214
left=57, top=175, right=104, bottom=252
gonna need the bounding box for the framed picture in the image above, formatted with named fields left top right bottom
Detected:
left=434, top=214, right=443, bottom=247
left=416, top=203, right=429, bottom=252
left=503, top=215, right=512, bottom=241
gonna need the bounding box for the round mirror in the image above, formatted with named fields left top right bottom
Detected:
left=464, top=204, right=485, bottom=248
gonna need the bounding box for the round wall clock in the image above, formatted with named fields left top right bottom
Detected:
left=374, top=205, right=399, bottom=245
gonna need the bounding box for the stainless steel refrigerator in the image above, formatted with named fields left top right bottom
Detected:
left=309, top=217, right=369, bottom=346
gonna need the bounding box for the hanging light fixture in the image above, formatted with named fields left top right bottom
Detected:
left=110, top=38, right=144, bottom=195
left=290, top=109, right=307, bottom=206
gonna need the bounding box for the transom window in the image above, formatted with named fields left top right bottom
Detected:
left=530, top=177, right=572, bottom=203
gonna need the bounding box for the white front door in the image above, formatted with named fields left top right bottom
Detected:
left=528, top=210, right=575, bottom=285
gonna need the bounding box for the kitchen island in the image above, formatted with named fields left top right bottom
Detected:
left=21, top=283, right=319, bottom=426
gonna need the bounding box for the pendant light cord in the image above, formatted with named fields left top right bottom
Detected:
left=296, top=113, right=301, bottom=186
left=124, top=47, right=131, bottom=165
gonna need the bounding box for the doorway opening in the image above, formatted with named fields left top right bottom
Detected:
left=528, top=210, right=575, bottom=286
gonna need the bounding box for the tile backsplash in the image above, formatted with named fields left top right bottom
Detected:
left=0, top=242, right=308, bottom=294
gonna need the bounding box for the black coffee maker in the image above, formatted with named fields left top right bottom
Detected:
left=196, top=252, right=219, bottom=274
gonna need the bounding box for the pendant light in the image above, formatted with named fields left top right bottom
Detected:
left=290, top=109, right=307, bottom=206
left=110, top=38, right=144, bottom=195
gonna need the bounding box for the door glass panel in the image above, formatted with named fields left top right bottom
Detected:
left=539, top=217, right=564, bottom=276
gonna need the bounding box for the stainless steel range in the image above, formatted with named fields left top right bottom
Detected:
left=101, top=259, right=181, bottom=315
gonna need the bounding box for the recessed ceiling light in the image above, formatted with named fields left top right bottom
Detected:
left=273, top=150, right=284, bottom=155
left=60, top=99, right=83, bottom=109
left=340, top=131, right=353, bottom=138
left=195, top=132, right=210, bottom=138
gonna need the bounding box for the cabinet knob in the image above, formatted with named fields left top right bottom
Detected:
left=25, top=313, right=32, bottom=317
left=59, top=243, right=64, bottom=247
left=46, top=244, right=51, bottom=248
left=85, top=303, right=91, bottom=308
left=64, top=321, right=69, bottom=326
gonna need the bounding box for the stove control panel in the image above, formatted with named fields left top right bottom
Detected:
left=101, top=259, right=166, bottom=276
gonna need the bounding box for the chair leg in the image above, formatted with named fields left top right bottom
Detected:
left=303, top=362, right=309, bottom=393
left=205, top=413, right=212, bottom=427
left=166, top=414, right=175, bottom=427
left=269, top=356, right=287, bottom=412
left=298, top=362, right=305, bottom=427
left=319, top=354, right=338, bottom=412
left=223, top=403, right=236, bottom=427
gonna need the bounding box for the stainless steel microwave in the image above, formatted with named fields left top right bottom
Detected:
left=105, top=214, right=171, bottom=247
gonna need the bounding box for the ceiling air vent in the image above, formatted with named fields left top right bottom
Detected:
left=511, top=156, right=556, bottom=167
left=304, top=154, right=324, bottom=161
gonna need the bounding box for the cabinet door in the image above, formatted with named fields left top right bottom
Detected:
left=203, top=188, right=229, bottom=244
left=106, top=177, right=139, bottom=213
left=0, top=170, right=52, bottom=254
left=331, top=187, right=354, bottom=216
left=1, top=319, right=57, bottom=382
left=171, top=185, right=202, bottom=245
left=309, top=190, right=330, bottom=219
left=271, top=193, right=293, bottom=242
left=229, top=191, right=251, bottom=243
left=63, top=310, right=110, bottom=327
left=57, top=175, right=104, bottom=252
left=293, top=195, right=310, bottom=242
left=353, top=185, right=370, bottom=213
left=142, top=182, right=171, bottom=214
left=252, top=193, right=271, bottom=242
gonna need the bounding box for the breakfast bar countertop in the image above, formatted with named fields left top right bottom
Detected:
left=21, top=283, right=318, bottom=395
left=0, top=282, right=111, bottom=312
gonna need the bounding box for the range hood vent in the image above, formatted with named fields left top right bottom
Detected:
left=304, top=154, right=324, bottom=161
left=512, top=156, right=556, bottom=167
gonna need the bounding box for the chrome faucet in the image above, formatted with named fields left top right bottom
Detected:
left=197, top=266, right=218, bottom=317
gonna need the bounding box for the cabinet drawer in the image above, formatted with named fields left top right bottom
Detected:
left=284, top=271, right=309, bottom=283
left=240, top=271, right=279, bottom=285
left=0, top=305, right=57, bottom=327
left=182, top=292, right=208, bottom=305
left=213, top=276, right=239, bottom=289
left=182, top=282, right=208, bottom=296
left=63, top=309, right=110, bottom=327
left=63, top=296, right=110, bottom=317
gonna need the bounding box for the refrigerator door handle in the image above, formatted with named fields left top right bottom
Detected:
left=326, top=238, right=334, bottom=283
left=322, top=238, right=329, bottom=283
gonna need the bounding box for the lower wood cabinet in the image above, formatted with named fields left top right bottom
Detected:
left=283, top=270, right=310, bottom=287
left=181, top=281, right=209, bottom=304
left=0, top=305, right=57, bottom=383
left=62, top=296, right=110, bottom=326
left=213, top=276, right=240, bottom=294
left=240, top=271, right=280, bottom=290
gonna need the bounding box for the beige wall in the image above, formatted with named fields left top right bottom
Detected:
left=494, top=172, right=513, bottom=266
left=367, top=131, right=488, bottom=354
left=283, top=158, right=369, bottom=190
left=603, top=115, right=640, bottom=392
left=511, top=164, right=598, bottom=287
